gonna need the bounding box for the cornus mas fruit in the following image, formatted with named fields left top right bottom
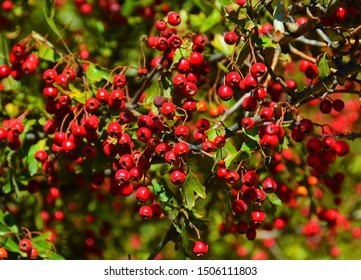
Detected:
left=193, top=241, right=208, bottom=257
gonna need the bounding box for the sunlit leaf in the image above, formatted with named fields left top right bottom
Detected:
left=273, top=0, right=286, bottom=34
left=86, top=63, right=110, bottom=82
left=319, top=53, right=330, bottom=79
left=267, top=193, right=282, bottom=206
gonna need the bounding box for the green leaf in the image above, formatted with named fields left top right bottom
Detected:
left=241, top=139, right=257, bottom=154
left=267, top=193, right=282, bottom=206
left=68, top=83, right=86, bottom=104
left=26, top=138, right=47, bottom=176
left=144, top=80, right=160, bottom=106
left=273, top=0, right=286, bottom=34
left=33, top=240, right=52, bottom=254
left=152, top=179, right=173, bottom=203
left=217, top=0, right=233, bottom=5
left=200, top=8, right=222, bottom=33
left=3, top=238, right=20, bottom=253
left=86, top=63, right=110, bottom=82
left=38, top=43, right=59, bottom=62
left=319, top=53, right=330, bottom=79
left=243, top=127, right=260, bottom=141
left=256, top=37, right=277, bottom=48
left=183, top=170, right=206, bottom=209
left=32, top=232, right=51, bottom=242
left=45, top=251, right=65, bottom=260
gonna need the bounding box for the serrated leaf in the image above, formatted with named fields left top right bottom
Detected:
left=183, top=170, right=205, bottom=209
left=224, top=140, right=237, bottom=155
left=144, top=80, right=160, bottom=106
left=267, top=193, right=282, bottom=206
left=319, top=53, right=330, bottom=79
left=152, top=179, right=173, bottom=202
left=33, top=240, right=52, bottom=254
left=241, top=139, right=257, bottom=154
left=86, top=63, right=110, bottom=82
left=26, top=138, right=47, bottom=176
left=273, top=0, right=286, bottom=34
left=3, top=238, right=20, bottom=253
left=225, top=149, right=242, bottom=168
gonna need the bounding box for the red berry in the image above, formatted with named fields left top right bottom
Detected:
left=135, top=186, right=151, bottom=203
left=172, top=73, right=186, bottom=88
left=167, top=11, right=181, bottom=26
left=304, top=63, right=318, bottom=79
left=189, top=52, right=204, bottom=68
left=19, top=239, right=32, bottom=253
left=155, top=19, right=167, bottom=31
left=226, top=170, right=240, bottom=185
left=193, top=241, right=208, bottom=257
left=251, top=210, right=266, bottom=225
left=161, top=101, right=176, bottom=118
left=262, top=177, right=277, bottom=193
left=173, top=142, right=190, bottom=157
left=139, top=205, right=153, bottom=220
left=250, top=62, right=267, bottom=78
left=242, top=96, right=258, bottom=111
left=107, top=122, right=122, bottom=138
left=334, top=140, right=349, bottom=157
left=243, top=170, right=258, bottom=187
left=224, top=31, right=238, bottom=45
left=34, top=150, right=48, bottom=162
left=213, top=135, right=226, bottom=148
left=113, top=74, right=126, bottom=88
left=218, top=85, right=233, bottom=101
left=225, top=71, right=241, bottom=88
left=115, top=169, right=130, bottom=183
left=232, top=199, right=247, bottom=215
left=332, top=99, right=344, bottom=112
left=196, top=118, right=210, bottom=131
left=170, top=169, right=186, bottom=185
left=42, top=69, right=58, bottom=85
left=0, top=64, right=10, bottom=79
left=319, top=99, right=332, bottom=114
left=306, top=138, right=322, bottom=154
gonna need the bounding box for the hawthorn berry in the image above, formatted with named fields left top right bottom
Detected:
left=19, top=239, right=32, bottom=253
left=167, top=11, right=181, bottom=26
left=218, top=85, right=233, bottom=101
left=193, top=241, right=208, bottom=257
left=135, top=186, right=151, bottom=203
left=0, top=248, right=8, bottom=259
left=170, top=169, right=186, bottom=185
left=224, top=31, right=238, bottom=45
left=139, top=205, right=153, bottom=220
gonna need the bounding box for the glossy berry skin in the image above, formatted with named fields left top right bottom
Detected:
left=225, top=71, right=241, bottom=88
left=139, top=205, right=153, bottom=220
left=262, top=177, right=277, bottom=193
left=306, top=138, right=322, bottom=154
left=161, top=102, right=176, bottom=118
left=250, top=62, right=267, bottom=78
left=196, top=118, right=210, bottom=131
left=19, top=239, right=32, bottom=253
left=189, top=52, right=204, bottom=68
left=319, top=99, right=332, bottom=114
left=335, top=140, right=350, bottom=157
left=173, top=73, right=187, bottom=88
left=193, top=241, right=208, bottom=257
left=242, top=117, right=254, bottom=130
left=174, top=124, right=189, bottom=140
left=115, top=169, right=130, bottom=183
left=304, top=63, right=318, bottom=79
left=30, top=247, right=38, bottom=259
left=242, top=170, right=259, bottom=187
left=42, top=69, right=57, bottom=85
left=170, top=169, right=186, bottom=185
left=237, top=0, right=246, bottom=6
left=0, top=64, right=10, bottom=79
left=201, top=140, right=215, bottom=153
left=232, top=199, right=247, bottom=215
left=224, top=31, right=238, bottom=45
left=226, top=170, right=240, bottom=185
left=167, top=11, right=181, bottom=26
left=135, top=186, right=151, bottom=203
left=150, top=203, right=162, bottom=217
left=213, top=135, right=226, bottom=148
left=113, top=74, right=126, bottom=88
left=174, top=142, right=190, bottom=157
left=136, top=127, right=152, bottom=143
left=34, top=150, right=48, bottom=162
left=218, top=85, right=233, bottom=101
left=251, top=210, right=266, bottom=225
left=107, top=122, right=122, bottom=138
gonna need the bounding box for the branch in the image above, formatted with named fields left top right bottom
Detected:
left=147, top=221, right=177, bottom=260
left=288, top=62, right=361, bottom=107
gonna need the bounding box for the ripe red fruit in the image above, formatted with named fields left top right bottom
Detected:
left=135, top=186, right=151, bottom=203
left=139, top=205, right=153, bottom=220
left=226, top=170, right=240, bottom=185
left=196, top=118, right=210, bottom=131
left=232, top=199, right=247, bottom=215
left=167, top=11, right=181, bottom=26
left=332, top=99, right=344, bottom=112
left=262, top=177, right=277, bottom=193
left=85, top=97, right=99, bottom=112
left=161, top=101, right=176, bottom=118
left=334, top=140, right=350, bottom=157
left=113, top=74, right=126, bottom=88
left=136, top=127, right=152, bottom=143
left=0, top=127, right=7, bottom=141
left=336, top=7, right=347, bottom=20
left=242, top=96, right=258, bottom=111
left=43, top=86, right=58, bottom=99
left=42, top=69, right=57, bottom=85
left=0, top=64, right=10, bottom=79
left=34, top=150, right=48, bottom=162
left=173, top=142, right=190, bottom=157
left=174, top=124, right=189, bottom=140
left=237, top=0, right=246, bottom=7
left=224, top=31, right=238, bottom=45
left=193, top=241, right=208, bottom=257
left=19, top=239, right=32, bottom=253
left=242, top=170, right=259, bottom=187
left=201, top=140, right=215, bottom=153
left=155, top=19, right=167, bottom=31
left=96, top=88, right=110, bottom=104
left=250, top=62, right=267, bottom=78
left=189, top=52, right=204, bottom=68
left=62, top=139, right=76, bottom=152
left=306, top=138, right=322, bottom=154
left=170, top=169, right=186, bottom=185
left=107, top=122, right=122, bottom=138
left=172, top=73, right=186, bottom=88
left=319, top=99, right=332, bottom=114
left=296, top=17, right=308, bottom=26
left=246, top=228, right=257, bottom=240
left=218, top=85, right=233, bottom=100
left=177, top=58, right=191, bottom=73
left=299, top=59, right=311, bottom=72
left=242, top=117, right=254, bottom=130
left=251, top=210, right=266, bottom=225
left=30, top=247, right=38, bottom=259
left=225, top=71, right=241, bottom=88
left=213, top=135, right=226, bottom=148
left=115, top=169, right=130, bottom=183
left=304, top=63, right=318, bottom=79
